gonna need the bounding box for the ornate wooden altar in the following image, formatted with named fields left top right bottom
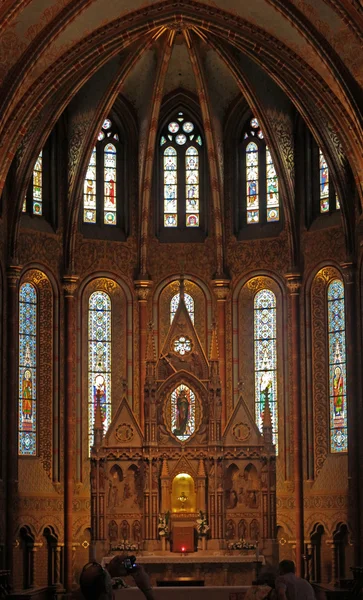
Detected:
left=90, top=289, right=277, bottom=573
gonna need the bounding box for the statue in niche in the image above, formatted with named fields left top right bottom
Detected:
left=133, top=520, right=142, bottom=544
left=238, top=519, right=247, bottom=540
left=109, top=520, right=118, bottom=542
left=121, top=520, right=130, bottom=541
left=246, top=490, right=258, bottom=508
left=226, top=519, right=236, bottom=540
left=173, top=388, right=189, bottom=437
left=250, top=519, right=260, bottom=541
left=227, top=489, right=238, bottom=509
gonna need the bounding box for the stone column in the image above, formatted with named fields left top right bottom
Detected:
left=31, top=542, right=43, bottom=587
left=5, top=266, right=22, bottom=582
left=160, top=459, right=170, bottom=513
left=63, top=276, right=78, bottom=592
left=212, top=279, right=230, bottom=430
left=341, top=263, right=361, bottom=562
left=285, top=273, right=304, bottom=576
left=135, top=280, right=153, bottom=429
left=197, top=459, right=206, bottom=512
left=55, top=545, right=63, bottom=588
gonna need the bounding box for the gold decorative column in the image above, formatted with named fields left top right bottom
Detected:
left=5, top=265, right=22, bottom=582
left=63, top=276, right=79, bottom=592
left=212, top=279, right=230, bottom=430
left=285, top=273, right=304, bottom=576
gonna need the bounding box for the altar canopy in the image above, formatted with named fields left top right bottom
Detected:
left=90, top=288, right=276, bottom=571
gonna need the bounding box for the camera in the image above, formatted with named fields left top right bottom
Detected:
left=122, top=555, right=137, bottom=573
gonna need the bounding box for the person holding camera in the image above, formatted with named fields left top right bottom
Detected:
left=79, top=555, right=156, bottom=600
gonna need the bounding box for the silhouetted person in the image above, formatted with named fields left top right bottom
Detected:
left=276, top=560, right=315, bottom=600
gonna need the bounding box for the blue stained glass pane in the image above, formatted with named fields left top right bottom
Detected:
left=170, top=291, right=194, bottom=324
left=19, top=283, right=37, bottom=456
left=254, top=289, right=278, bottom=450
left=171, top=384, right=195, bottom=442
left=327, top=279, right=347, bottom=452
left=88, top=291, right=112, bottom=453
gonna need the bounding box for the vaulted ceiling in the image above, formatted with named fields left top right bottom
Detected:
left=0, top=0, right=362, bottom=268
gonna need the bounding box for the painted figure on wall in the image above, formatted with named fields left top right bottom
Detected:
left=333, top=366, right=344, bottom=417
left=94, top=374, right=107, bottom=423
left=173, top=388, right=189, bottom=437
left=105, top=178, right=115, bottom=204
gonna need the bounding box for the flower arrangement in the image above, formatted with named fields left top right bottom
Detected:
left=196, top=510, right=210, bottom=537
left=227, top=538, right=256, bottom=551
left=111, top=540, right=138, bottom=552
left=157, top=511, right=170, bottom=538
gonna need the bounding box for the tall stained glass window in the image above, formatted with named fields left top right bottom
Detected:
left=83, top=118, right=121, bottom=226
left=171, top=384, right=196, bottom=442
left=242, top=117, right=279, bottom=226
left=327, top=279, right=347, bottom=452
left=254, top=289, right=278, bottom=449
left=160, top=112, right=202, bottom=230
left=19, top=283, right=37, bottom=456
left=170, top=292, right=194, bottom=324
left=88, top=291, right=112, bottom=453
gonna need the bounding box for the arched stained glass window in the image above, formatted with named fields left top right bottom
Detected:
left=19, top=283, right=37, bottom=456
left=160, top=111, right=203, bottom=233
left=318, top=148, right=340, bottom=214
left=327, top=279, right=347, bottom=452
left=83, top=118, right=121, bottom=227
left=170, top=292, right=194, bottom=324
left=22, top=150, right=43, bottom=215
left=242, top=117, right=280, bottom=226
left=254, top=289, right=278, bottom=449
left=171, top=384, right=196, bottom=442
left=88, top=291, right=112, bottom=453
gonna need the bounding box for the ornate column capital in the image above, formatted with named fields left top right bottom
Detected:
left=284, top=272, right=302, bottom=295
left=7, top=265, right=22, bottom=287
left=212, top=278, right=230, bottom=301
left=134, top=279, right=153, bottom=302
left=62, top=275, right=79, bottom=297
left=340, top=261, right=356, bottom=285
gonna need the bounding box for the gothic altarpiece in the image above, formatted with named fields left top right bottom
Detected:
left=90, top=292, right=277, bottom=576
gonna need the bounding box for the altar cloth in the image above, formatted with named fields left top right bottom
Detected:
left=102, top=554, right=263, bottom=566
left=113, top=586, right=249, bottom=600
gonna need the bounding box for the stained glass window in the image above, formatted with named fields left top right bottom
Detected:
left=319, top=149, right=329, bottom=213
left=327, top=279, right=347, bottom=452
left=266, top=148, right=279, bottom=222
left=246, top=142, right=259, bottom=224
left=243, top=117, right=279, bottom=226
left=171, top=384, right=196, bottom=442
left=22, top=150, right=43, bottom=215
left=19, top=283, right=37, bottom=456
left=173, top=335, right=192, bottom=355
left=104, top=143, right=117, bottom=225
left=254, top=289, right=278, bottom=449
left=84, top=147, right=97, bottom=223
left=160, top=111, right=203, bottom=231
left=88, top=291, right=112, bottom=453
left=170, top=292, right=194, bottom=324
left=164, top=147, right=177, bottom=227
left=83, top=117, right=121, bottom=226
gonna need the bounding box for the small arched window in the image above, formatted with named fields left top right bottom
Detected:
left=254, top=289, right=278, bottom=450
left=241, top=118, right=280, bottom=226
left=19, top=283, right=37, bottom=455
left=159, top=111, right=205, bottom=239
left=88, top=291, right=112, bottom=453
left=170, top=292, right=194, bottom=324
left=319, top=148, right=340, bottom=214
left=83, top=118, right=123, bottom=229
left=327, top=279, right=347, bottom=452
